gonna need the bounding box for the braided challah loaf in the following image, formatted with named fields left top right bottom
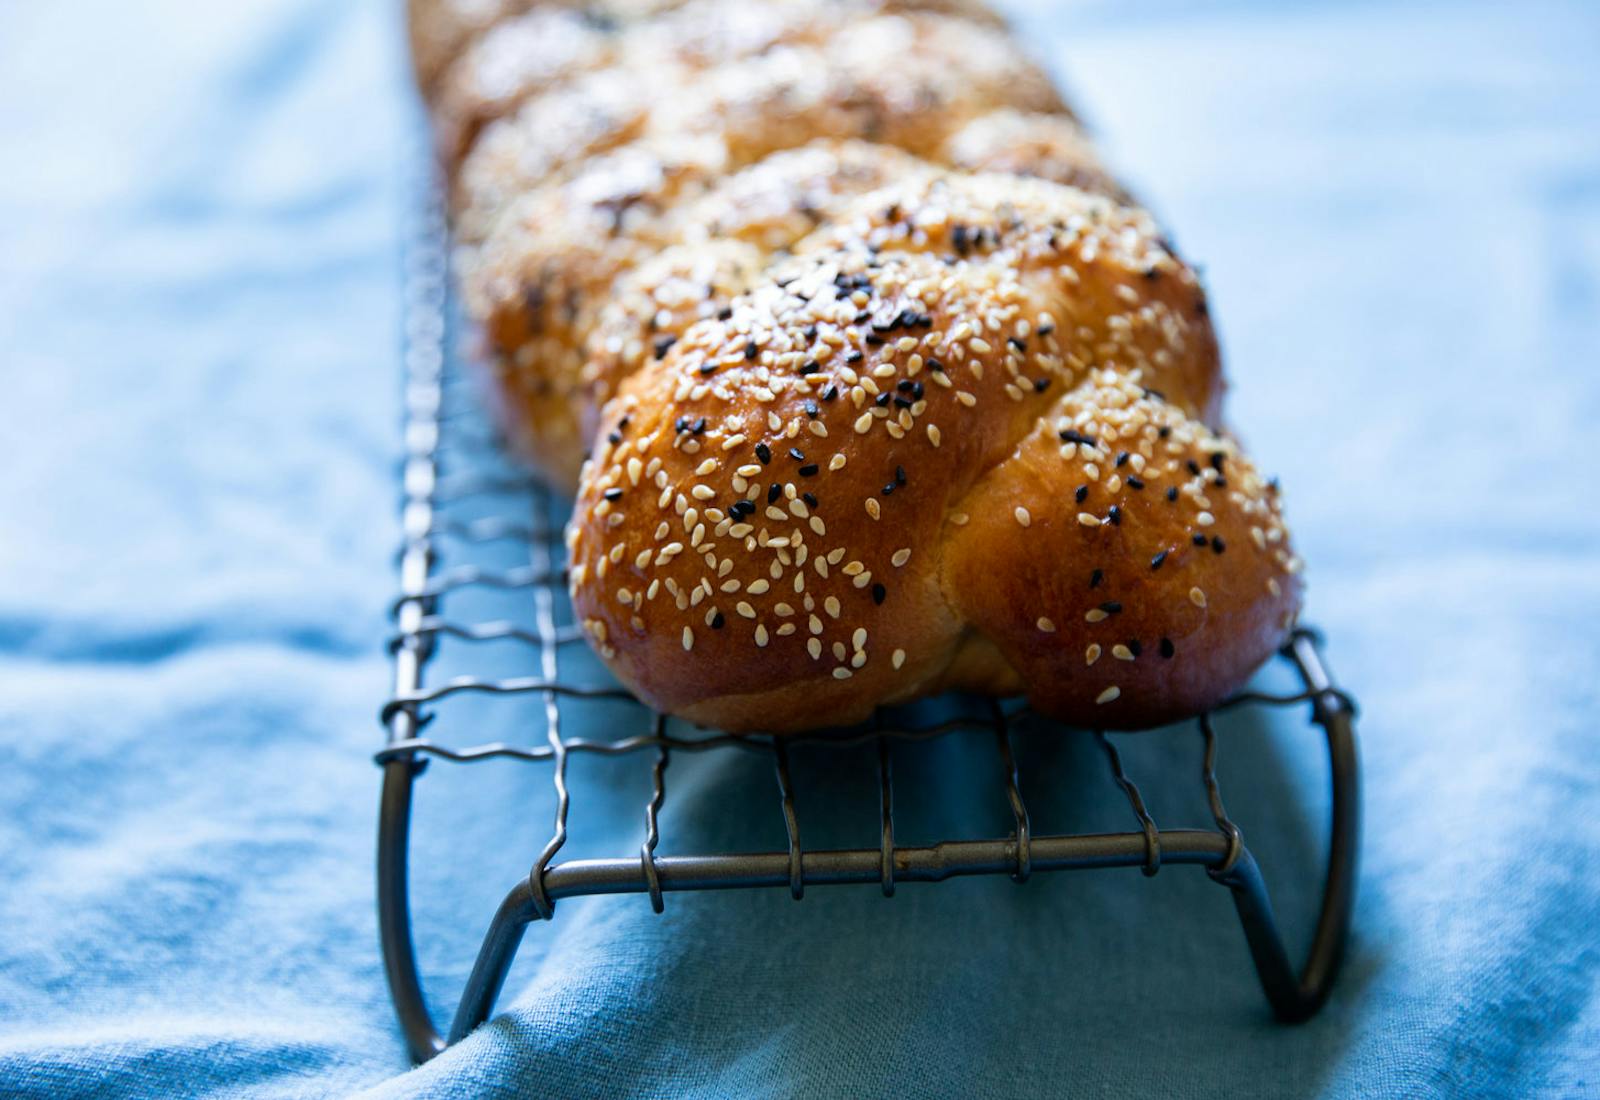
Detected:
left=413, top=0, right=1304, bottom=732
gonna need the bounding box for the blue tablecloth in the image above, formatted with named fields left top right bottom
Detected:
left=2, top=1, right=1597, bottom=1095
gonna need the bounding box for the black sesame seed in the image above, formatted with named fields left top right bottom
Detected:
left=875, top=392, right=891, bottom=407
left=894, top=396, right=912, bottom=409
left=1187, top=459, right=1202, bottom=476
left=865, top=334, right=885, bottom=346
left=1193, top=533, right=1208, bottom=546
left=1038, top=323, right=1055, bottom=336
left=896, top=379, right=916, bottom=392
left=802, top=492, right=818, bottom=507
left=1209, top=452, right=1226, bottom=471
left=1128, top=639, right=1143, bottom=658
left=788, top=448, right=805, bottom=462
left=1159, top=637, right=1175, bottom=659
left=767, top=483, right=781, bottom=504
left=1115, top=451, right=1130, bottom=468
left=1150, top=550, right=1168, bottom=570
left=927, top=358, right=945, bottom=372
left=798, top=464, right=818, bottom=477
left=606, top=431, right=621, bottom=444
left=1100, top=601, right=1123, bottom=614
left=692, top=417, right=707, bottom=435
left=653, top=334, right=678, bottom=360
left=1008, top=337, right=1027, bottom=353
left=1089, top=568, right=1103, bottom=589
left=804, top=400, right=819, bottom=419
left=803, top=325, right=817, bottom=341
left=755, top=442, right=771, bottom=464
left=1166, top=487, right=1179, bottom=502
left=871, top=583, right=887, bottom=605
left=744, top=340, right=758, bottom=360
left=717, top=307, right=733, bottom=321
left=698, top=362, right=716, bottom=375
left=1211, top=536, right=1226, bottom=554
left=822, top=384, right=839, bottom=401
left=881, top=483, right=895, bottom=496
left=1075, top=484, right=1088, bottom=503
left=800, top=360, right=820, bottom=375
left=1158, top=426, right=1172, bottom=439
left=1059, top=429, right=1098, bottom=447
left=711, top=611, right=726, bottom=629
left=1127, top=476, right=1145, bottom=490
left=603, top=488, right=623, bottom=501
left=1033, top=377, right=1051, bottom=392
left=1107, top=505, right=1122, bottom=525
left=846, top=350, right=864, bottom=364
left=894, top=465, right=906, bottom=486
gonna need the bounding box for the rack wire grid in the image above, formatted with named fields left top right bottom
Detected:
left=377, top=180, right=1362, bottom=1064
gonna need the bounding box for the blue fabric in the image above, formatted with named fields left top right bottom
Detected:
left=2, top=0, right=1598, bottom=1095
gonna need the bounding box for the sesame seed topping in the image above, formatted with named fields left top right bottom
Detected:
left=892, top=648, right=906, bottom=669
left=1112, top=644, right=1134, bottom=661
left=1095, top=686, right=1121, bottom=705
left=891, top=548, right=911, bottom=567
left=1189, top=587, right=1208, bottom=608
left=682, top=627, right=694, bottom=652
left=1037, top=617, right=1056, bottom=632
left=1077, top=512, right=1100, bottom=527
left=1014, top=507, right=1032, bottom=527
left=1085, top=644, right=1101, bottom=666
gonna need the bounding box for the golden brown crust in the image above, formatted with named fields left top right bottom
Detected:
left=411, top=0, right=1307, bottom=734
left=460, top=9, right=1080, bottom=487
left=566, top=174, right=1301, bottom=732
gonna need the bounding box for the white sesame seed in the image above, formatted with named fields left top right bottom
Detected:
left=1268, top=577, right=1282, bottom=597
left=1095, top=686, right=1121, bottom=705
left=927, top=424, right=942, bottom=447
left=1196, top=511, right=1215, bottom=527
left=1112, top=644, right=1135, bottom=661
left=1014, top=506, right=1032, bottom=527
left=1086, top=609, right=1109, bottom=623
left=892, top=648, right=906, bottom=669
left=891, top=548, right=911, bottom=567
left=1077, top=512, right=1100, bottom=527
left=865, top=498, right=881, bottom=520
left=808, top=638, right=822, bottom=659
left=854, top=412, right=874, bottom=434
left=1037, top=617, right=1056, bottom=633
left=1189, top=586, right=1208, bottom=608
left=682, top=627, right=694, bottom=652
left=1085, top=644, right=1101, bottom=666
left=832, top=668, right=853, bottom=680
left=755, top=624, right=769, bottom=647
left=829, top=454, right=847, bottom=471
left=950, top=512, right=969, bottom=526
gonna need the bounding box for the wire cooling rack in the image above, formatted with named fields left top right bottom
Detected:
left=376, top=181, right=1362, bottom=1064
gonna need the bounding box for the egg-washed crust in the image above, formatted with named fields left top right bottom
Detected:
left=566, top=173, right=1301, bottom=732
left=463, top=116, right=1120, bottom=487
left=428, top=0, right=1013, bottom=173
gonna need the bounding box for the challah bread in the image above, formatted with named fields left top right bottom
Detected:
left=565, top=173, right=1301, bottom=731
left=408, top=0, right=1306, bottom=733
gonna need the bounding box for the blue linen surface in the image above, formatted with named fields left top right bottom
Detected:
left=2, top=0, right=1598, bottom=1095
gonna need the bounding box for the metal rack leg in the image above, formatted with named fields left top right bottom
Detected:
left=377, top=756, right=448, bottom=1063
left=1211, top=634, right=1361, bottom=1022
